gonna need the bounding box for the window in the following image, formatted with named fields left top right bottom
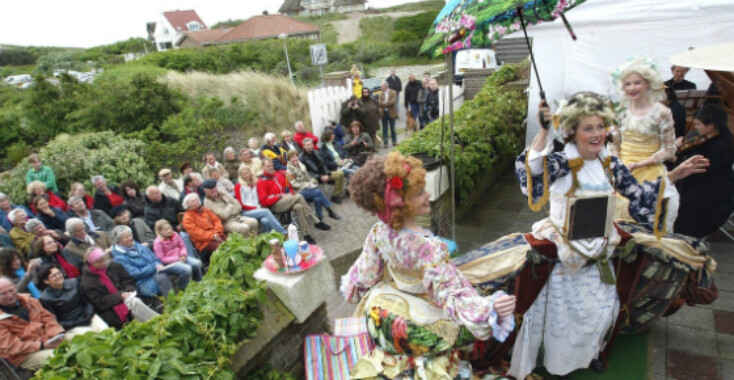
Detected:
left=187, top=22, right=202, bottom=31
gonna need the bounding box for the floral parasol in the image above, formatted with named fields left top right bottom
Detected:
left=420, top=0, right=588, bottom=58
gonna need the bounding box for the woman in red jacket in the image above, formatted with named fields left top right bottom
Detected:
left=233, top=166, right=287, bottom=234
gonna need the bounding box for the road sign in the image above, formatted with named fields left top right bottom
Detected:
left=310, top=44, right=328, bottom=66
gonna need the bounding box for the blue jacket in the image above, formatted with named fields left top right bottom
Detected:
left=112, top=242, right=162, bottom=297
left=318, top=142, right=349, bottom=172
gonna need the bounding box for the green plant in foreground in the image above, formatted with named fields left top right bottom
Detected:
left=34, top=232, right=294, bottom=379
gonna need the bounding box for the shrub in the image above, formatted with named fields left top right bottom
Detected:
left=397, top=63, right=528, bottom=201
left=390, top=30, right=419, bottom=43
left=0, top=131, right=153, bottom=204
left=359, top=16, right=395, bottom=43
left=393, top=10, right=440, bottom=38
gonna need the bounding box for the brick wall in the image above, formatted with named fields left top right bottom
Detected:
left=234, top=301, right=330, bottom=378
left=462, top=69, right=495, bottom=101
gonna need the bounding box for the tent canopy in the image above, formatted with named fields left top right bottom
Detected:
left=521, top=0, right=734, bottom=145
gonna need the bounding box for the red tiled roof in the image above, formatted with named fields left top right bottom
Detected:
left=184, top=29, right=229, bottom=45
left=163, top=10, right=207, bottom=32
left=217, top=14, right=319, bottom=43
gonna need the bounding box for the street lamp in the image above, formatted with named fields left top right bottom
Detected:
left=278, top=33, right=294, bottom=82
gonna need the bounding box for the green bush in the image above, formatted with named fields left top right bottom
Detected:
left=397, top=63, right=528, bottom=201
left=34, top=232, right=293, bottom=379
left=359, top=16, right=395, bottom=43
left=390, top=30, right=419, bottom=43
left=393, top=10, right=439, bottom=38
left=0, top=131, right=153, bottom=204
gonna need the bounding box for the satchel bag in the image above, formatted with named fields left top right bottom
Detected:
left=304, top=333, right=373, bottom=380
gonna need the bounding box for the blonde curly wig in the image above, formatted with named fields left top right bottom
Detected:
left=611, top=56, right=666, bottom=105
left=553, top=92, right=616, bottom=142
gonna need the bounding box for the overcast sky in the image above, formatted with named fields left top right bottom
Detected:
left=1, top=0, right=426, bottom=48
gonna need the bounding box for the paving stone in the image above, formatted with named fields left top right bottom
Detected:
left=711, top=290, right=734, bottom=312
left=666, top=350, right=721, bottom=380
left=718, top=333, right=734, bottom=360
left=722, top=359, right=734, bottom=380
left=666, top=306, right=714, bottom=331
left=653, top=346, right=666, bottom=376
left=714, top=310, right=734, bottom=334
left=652, top=321, right=667, bottom=347
left=496, top=200, right=525, bottom=212
left=666, top=324, right=718, bottom=356
left=715, top=272, right=734, bottom=292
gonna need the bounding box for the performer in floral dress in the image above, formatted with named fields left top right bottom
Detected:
left=341, top=152, right=516, bottom=377
left=509, top=93, right=669, bottom=379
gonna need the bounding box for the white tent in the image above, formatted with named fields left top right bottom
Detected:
left=521, top=0, right=734, bottom=145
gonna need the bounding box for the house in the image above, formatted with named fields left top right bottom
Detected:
left=178, top=15, right=320, bottom=48
left=150, top=10, right=208, bottom=51
left=278, top=0, right=366, bottom=17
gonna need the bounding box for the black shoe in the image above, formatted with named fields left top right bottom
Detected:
left=327, top=208, right=341, bottom=220
left=330, top=196, right=342, bottom=204
left=590, top=359, right=605, bottom=373
left=304, top=235, right=316, bottom=245
left=315, top=221, right=331, bottom=230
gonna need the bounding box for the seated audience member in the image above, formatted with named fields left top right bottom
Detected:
left=202, top=180, right=258, bottom=237
left=286, top=151, right=341, bottom=223
left=65, top=218, right=113, bottom=259
left=178, top=173, right=204, bottom=205
left=158, top=168, right=182, bottom=200
left=80, top=247, right=158, bottom=330
left=293, top=120, right=319, bottom=149
left=0, top=248, right=41, bottom=297
left=222, top=147, right=241, bottom=181
left=257, top=159, right=327, bottom=245
left=25, top=153, right=60, bottom=195
left=26, top=218, right=70, bottom=247
left=68, top=182, right=94, bottom=210
left=208, top=167, right=235, bottom=195
left=0, top=228, right=13, bottom=248
left=248, top=137, right=261, bottom=157
left=153, top=220, right=202, bottom=282
left=111, top=206, right=155, bottom=247
left=38, top=264, right=108, bottom=337
left=261, top=132, right=288, bottom=172
left=120, top=180, right=146, bottom=218
left=239, top=149, right=263, bottom=177
left=178, top=162, right=193, bottom=185
left=201, top=152, right=229, bottom=180
left=234, top=166, right=287, bottom=234
left=0, top=192, right=34, bottom=232
left=343, top=121, right=374, bottom=166
left=91, top=175, right=123, bottom=217
left=68, top=195, right=114, bottom=232
left=8, top=209, right=35, bottom=258
left=664, top=65, right=697, bottom=91
left=144, top=186, right=184, bottom=230
left=281, top=130, right=301, bottom=154
left=674, top=105, right=734, bottom=237
left=27, top=180, right=67, bottom=213
left=319, top=129, right=358, bottom=177
left=0, top=275, right=65, bottom=370
left=182, top=193, right=226, bottom=265
left=325, top=120, right=346, bottom=145
left=32, top=236, right=81, bottom=279
left=33, top=196, right=68, bottom=231
left=110, top=225, right=190, bottom=298
left=299, top=138, right=346, bottom=204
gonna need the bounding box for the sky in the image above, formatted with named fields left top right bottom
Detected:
left=0, top=0, right=426, bottom=48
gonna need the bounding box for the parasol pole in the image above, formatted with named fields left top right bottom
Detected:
left=516, top=6, right=546, bottom=100
left=446, top=52, right=457, bottom=242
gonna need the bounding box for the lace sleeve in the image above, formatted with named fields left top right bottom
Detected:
left=650, top=106, right=677, bottom=163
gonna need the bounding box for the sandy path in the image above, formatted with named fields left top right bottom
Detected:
left=331, top=11, right=422, bottom=45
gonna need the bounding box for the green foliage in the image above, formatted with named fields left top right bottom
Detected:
left=378, top=0, right=445, bottom=13
left=293, top=13, right=347, bottom=45
left=393, top=10, right=440, bottom=38
left=0, top=131, right=154, bottom=204
left=34, top=231, right=291, bottom=379
left=397, top=64, right=528, bottom=201
left=359, top=16, right=395, bottom=43
left=210, top=19, right=245, bottom=29
left=390, top=30, right=419, bottom=43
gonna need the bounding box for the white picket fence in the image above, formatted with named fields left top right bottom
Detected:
left=307, top=79, right=464, bottom=138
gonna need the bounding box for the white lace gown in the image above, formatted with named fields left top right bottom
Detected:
left=508, top=142, right=620, bottom=379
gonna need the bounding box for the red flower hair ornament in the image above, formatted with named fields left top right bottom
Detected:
left=377, top=164, right=411, bottom=225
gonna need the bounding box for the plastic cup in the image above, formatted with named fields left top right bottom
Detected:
left=283, top=241, right=299, bottom=269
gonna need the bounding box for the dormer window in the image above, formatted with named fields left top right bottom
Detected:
left=187, top=22, right=202, bottom=31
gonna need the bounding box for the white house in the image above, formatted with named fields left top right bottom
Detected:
left=151, top=10, right=208, bottom=51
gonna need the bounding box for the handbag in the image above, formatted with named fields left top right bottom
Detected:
left=304, top=333, right=373, bottom=380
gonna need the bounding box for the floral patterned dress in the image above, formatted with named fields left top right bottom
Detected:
left=509, top=139, right=665, bottom=378
left=341, top=222, right=514, bottom=345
